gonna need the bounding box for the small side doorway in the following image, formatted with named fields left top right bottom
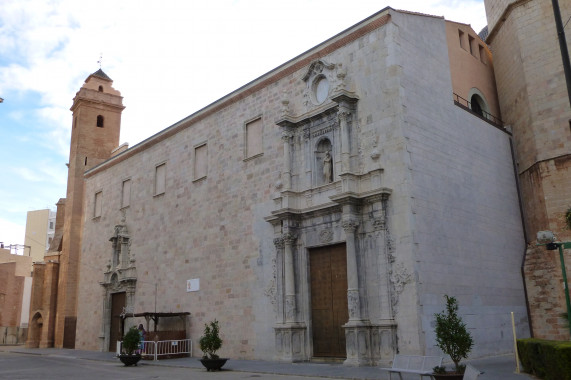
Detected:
left=310, top=244, right=348, bottom=358
left=109, top=292, right=126, bottom=352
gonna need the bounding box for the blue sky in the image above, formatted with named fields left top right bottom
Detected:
left=0, top=0, right=486, bottom=251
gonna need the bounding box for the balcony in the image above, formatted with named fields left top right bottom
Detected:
left=453, top=93, right=505, bottom=131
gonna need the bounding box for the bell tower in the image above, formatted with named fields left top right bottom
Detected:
left=55, top=69, right=125, bottom=348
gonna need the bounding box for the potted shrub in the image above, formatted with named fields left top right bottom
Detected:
left=118, top=326, right=142, bottom=366
left=432, top=295, right=474, bottom=380
left=199, top=319, right=228, bottom=371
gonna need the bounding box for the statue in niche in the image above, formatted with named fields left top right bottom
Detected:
left=323, top=151, right=332, bottom=183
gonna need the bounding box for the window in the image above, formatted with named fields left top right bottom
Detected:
left=49, top=221, right=54, bottom=229
left=313, top=76, right=329, bottom=104
left=155, top=164, right=166, bottom=196
left=122, top=179, right=131, bottom=208
left=194, top=144, right=207, bottom=180
left=94, top=191, right=103, bottom=218
left=458, top=30, right=465, bottom=49
left=98, top=85, right=103, bottom=92
left=468, top=35, right=475, bottom=56
left=479, top=45, right=487, bottom=64
left=245, top=118, right=263, bottom=158
left=97, top=115, right=104, bottom=128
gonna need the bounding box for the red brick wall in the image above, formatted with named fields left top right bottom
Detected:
left=0, top=262, right=25, bottom=327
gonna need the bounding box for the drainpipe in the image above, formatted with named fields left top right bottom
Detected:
left=508, top=133, right=534, bottom=336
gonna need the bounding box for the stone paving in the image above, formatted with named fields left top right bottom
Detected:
left=0, top=345, right=535, bottom=379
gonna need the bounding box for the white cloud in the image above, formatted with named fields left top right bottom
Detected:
left=0, top=0, right=486, bottom=245
left=0, top=218, right=25, bottom=247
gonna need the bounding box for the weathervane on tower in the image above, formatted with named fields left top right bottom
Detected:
left=97, top=53, right=103, bottom=69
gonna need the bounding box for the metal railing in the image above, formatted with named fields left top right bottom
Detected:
left=453, top=93, right=504, bottom=128
left=117, top=339, right=193, bottom=361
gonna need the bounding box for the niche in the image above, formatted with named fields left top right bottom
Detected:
left=316, top=138, right=333, bottom=185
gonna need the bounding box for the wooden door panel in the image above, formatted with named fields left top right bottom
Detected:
left=310, top=244, right=348, bottom=358
left=109, top=292, right=126, bottom=352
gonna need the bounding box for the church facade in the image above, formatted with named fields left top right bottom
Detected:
left=71, top=8, right=530, bottom=365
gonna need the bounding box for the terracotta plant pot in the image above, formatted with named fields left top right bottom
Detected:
left=200, top=358, right=228, bottom=371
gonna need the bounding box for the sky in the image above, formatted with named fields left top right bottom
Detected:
left=0, top=0, right=487, bottom=253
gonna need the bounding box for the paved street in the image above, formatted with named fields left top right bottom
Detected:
left=0, top=346, right=535, bottom=380
left=0, top=351, right=332, bottom=380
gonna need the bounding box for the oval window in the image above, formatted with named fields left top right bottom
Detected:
left=314, top=76, right=329, bottom=104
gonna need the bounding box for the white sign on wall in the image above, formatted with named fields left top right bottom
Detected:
left=187, top=278, right=200, bottom=292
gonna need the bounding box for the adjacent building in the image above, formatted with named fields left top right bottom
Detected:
left=484, top=0, right=571, bottom=340
left=0, top=247, right=32, bottom=344
left=24, top=209, right=56, bottom=264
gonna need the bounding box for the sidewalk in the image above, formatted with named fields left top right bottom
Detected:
left=0, top=345, right=533, bottom=379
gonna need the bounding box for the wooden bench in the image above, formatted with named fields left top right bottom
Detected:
left=380, top=354, right=443, bottom=380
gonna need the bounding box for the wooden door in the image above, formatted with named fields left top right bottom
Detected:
left=109, top=292, right=126, bottom=352
left=310, top=244, right=348, bottom=358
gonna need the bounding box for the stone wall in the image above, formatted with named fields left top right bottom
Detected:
left=388, top=10, right=530, bottom=357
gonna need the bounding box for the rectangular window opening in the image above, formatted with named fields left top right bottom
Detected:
left=122, top=179, right=131, bottom=208
left=458, top=30, right=465, bottom=49
left=468, top=35, right=475, bottom=56
left=245, top=118, right=263, bottom=159
left=479, top=45, right=487, bottom=64
left=194, top=144, right=208, bottom=180
left=155, top=164, right=166, bottom=196
left=94, top=191, right=103, bottom=218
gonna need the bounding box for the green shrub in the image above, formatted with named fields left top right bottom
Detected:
left=199, top=319, right=223, bottom=359
left=122, top=326, right=141, bottom=355
left=434, top=295, right=473, bottom=373
left=517, top=338, right=571, bottom=380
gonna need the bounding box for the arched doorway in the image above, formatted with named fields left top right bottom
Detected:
left=26, top=312, right=43, bottom=348
left=468, top=88, right=491, bottom=120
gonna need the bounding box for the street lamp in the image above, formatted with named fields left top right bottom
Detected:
left=537, top=230, right=571, bottom=335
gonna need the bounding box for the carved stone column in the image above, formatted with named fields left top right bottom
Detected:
left=332, top=91, right=357, bottom=175
left=342, top=217, right=372, bottom=366
left=342, top=219, right=361, bottom=321
left=378, top=193, right=393, bottom=321
left=111, top=240, right=118, bottom=268
left=283, top=232, right=297, bottom=322
left=273, top=237, right=285, bottom=323
left=120, top=236, right=130, bottom=269
left=339, top=111, right=351, bottom=173
left=273, top=232, right=307, bottom=362
left=100, top=286, right=109, bottom=351
left=281, top=132, right=293, bottom=190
